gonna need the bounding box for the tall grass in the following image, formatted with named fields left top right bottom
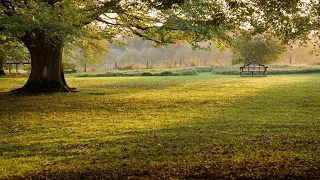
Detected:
left=0, top=74, right=320, bottom=179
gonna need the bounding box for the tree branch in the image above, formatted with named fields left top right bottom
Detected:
left=96, top=17, right=123, bottom=26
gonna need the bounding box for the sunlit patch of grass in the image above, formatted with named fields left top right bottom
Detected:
left=0, top=78, right=27, bottom=92
left=0, top=73, right=320, bottom=179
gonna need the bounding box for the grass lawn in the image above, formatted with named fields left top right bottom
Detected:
left=0, top=73, right=320, bottom=179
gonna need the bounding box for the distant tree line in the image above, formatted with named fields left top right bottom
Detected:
left=1, top=35, right=319, bottom=74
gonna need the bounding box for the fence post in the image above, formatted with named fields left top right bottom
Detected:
left=8, top=63, right=11, bottom=74
left=147, top=61, right=151, bottom=69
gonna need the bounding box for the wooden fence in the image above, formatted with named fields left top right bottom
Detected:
left=112, top=59, right=228, bottom=70
left=1, top=61, right=31, bottom=74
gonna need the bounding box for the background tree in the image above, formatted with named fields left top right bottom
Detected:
left=232, top=35, right=285, bottom=64
left=64, top=38, right=109, bottom=72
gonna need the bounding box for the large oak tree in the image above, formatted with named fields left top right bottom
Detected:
left=0, top=0, right=189, bottom=92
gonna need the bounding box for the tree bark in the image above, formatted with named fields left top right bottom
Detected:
left=0, top=64, right=4, bottom=76
left=0, top=56, right=4, bottom=75
left=16, top=31, right=72, bottom=93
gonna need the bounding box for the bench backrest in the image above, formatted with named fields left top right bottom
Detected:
left=241, top=61, right=267, bottom=71
left=243, top=61, right=266, bottom=68
left=244, top=61, right=265, bottom=67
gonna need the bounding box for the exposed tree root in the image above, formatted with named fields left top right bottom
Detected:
left=11, top=82, right=78, bottom=93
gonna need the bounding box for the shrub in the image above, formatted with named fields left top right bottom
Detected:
left=158, top=71, right=176, bottom=76
left=141, top=72, right=153, bottom=76
left=178, top=69, right=199, bottom=76
left=194, top=67, right=213, bottom=73
left=268, top=69, right=320, bottom=75
left=78, top=74, right=90, bottom=77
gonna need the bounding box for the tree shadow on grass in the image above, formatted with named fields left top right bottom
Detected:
left=4, top=123, right=319, bottom=180
left=1, top=76, right=320, bottom=179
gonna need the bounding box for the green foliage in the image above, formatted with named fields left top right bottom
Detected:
left=247, top=1, right=319, bottom=42
left=63, top=38, right=109, bottom=72
left=194, top=67, right=214, bottom=73
left=175, top=68, right=199, bottom=76
left=1, top=0, right=318, bottom=48
left=0, top=1, right=105, bottom=42
left=165, top=0, right=233, bottom=49
left=141, top=72, right=153, bottom=76
left=158, top=70, right=176, bottom=76
left=0, top=0, right=194, bottom=47
left=231, top=35, right=285, bottom=64
left=0, top=41, right=30, bottom=75
left=166, top=0, right=319, bottom=54
left=1, top=74, right=320, bottom=179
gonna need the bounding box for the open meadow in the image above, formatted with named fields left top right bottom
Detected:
left=0, top=73, right=320, bottom=179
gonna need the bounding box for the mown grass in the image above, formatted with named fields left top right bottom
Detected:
left=0, top=73, right=320, bottom=179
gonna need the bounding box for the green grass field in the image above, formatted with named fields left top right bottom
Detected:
left=0, top=73, right=320, bottom=179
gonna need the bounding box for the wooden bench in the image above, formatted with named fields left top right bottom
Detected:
left=240, top=61, right=268, bottom=77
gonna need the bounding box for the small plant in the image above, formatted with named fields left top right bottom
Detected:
left=141, top=72, right=153, bottom=76
left=194, top=67, right=213, bottom=73
left=158, top=71, right=176, bottom=76
left=178, top=69, right=199, bottom=76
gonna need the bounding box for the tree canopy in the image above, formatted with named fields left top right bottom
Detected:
left=168, top=0, right=319, bottom=49
left=232, top=35, right=285, bottom=64
left=0, top=0, right=191, bottom=45
left=1, top=0, right=318, bottom=49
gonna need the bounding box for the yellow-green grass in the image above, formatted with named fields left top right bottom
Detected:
left=0, top=74, right=320, bottom=179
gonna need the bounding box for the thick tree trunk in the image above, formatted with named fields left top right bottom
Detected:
left=0, top=65, right=4, bottom=76
left=16, top=31, right=72, bottom=93
left=0, top=58, right=4, bottom=75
